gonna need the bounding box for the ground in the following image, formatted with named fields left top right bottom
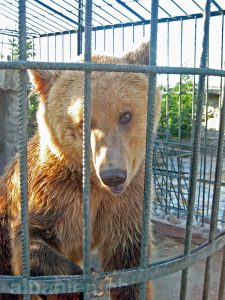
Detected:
left=90, top=233, right=224, bottom=300
left=152, top=233, right=223, bottom=300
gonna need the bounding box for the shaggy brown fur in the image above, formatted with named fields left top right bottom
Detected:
left=0, top=42, right=161, bottom=299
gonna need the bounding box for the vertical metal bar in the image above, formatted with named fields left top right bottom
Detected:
left=203, top=10, right=225, bottom=300
left=197, top=152, right=203, bottom=221
left=202, top=81, right=225, bottom=300
left=18, top=0, right=30, bottom=299
left=112, top=27, right=115, bottom=54
left=180, top=1, right=211, bottom=300
left=103, top=28, right=106, bottom=52
left=94, top=30, right=96, bottom=50
left=165, top=20, right=170, bottom=215
left=83, top=0, right=92, bottom=299
left=219, top=14, right=224, bottom=107
left=0, top=34, right=3, bottom=60
left=11, top=36, right=15, bottom=60
left=177, top=19, right=183, bottom=219
left=191, top=17, right=197, bottom=219
left=140, top=0, right=159, bottom=299
left=39, top=35, right=41, bottom=60
left=62, top=33, right=64, bottom=62
left=47, top=35, right=49, bottom=62
left=206, top=149, right=214, bottom=217
left=77, top=0, right=83, bottom=56
left=32, top=37, right=34, bottom=60
left=143, top=23, right=145, bottom=37
left=191, top=18, right=197, bottom=144
left=202, top=76, right=209, bottom=226
left=153, top=144, right=157, bottom=214
left=132, top=24, right=135, bottom=43
left=69, top=31, right=72, bottom=61
left=122, top=26, right=124, bottom=52
left=218, top=247, right=225, bottom=300
left=54, top=34, right=57, bottom=62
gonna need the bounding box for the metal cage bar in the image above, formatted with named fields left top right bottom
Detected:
left=202, top=81, right=225, bottom=299
left=82, top=0, right=93, bottom=299
left=218, top=247, right=225, bottom=299
left=18, top=0, right=30, bottom=299
left=2, top=0, right=225, bottom=38
left=0, top=233, right=224, bottom=294
left=180, top=1, right=212, bottom=299
left=3, top=61, right=225, bottom=76
left=177, top=19, right=183, bottom=218
left=140, top=0, right=159, bottom=298
left=165, top=20, right=170, bottom=215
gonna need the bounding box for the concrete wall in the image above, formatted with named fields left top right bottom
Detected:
left=0, top=69, right=19, bottom=174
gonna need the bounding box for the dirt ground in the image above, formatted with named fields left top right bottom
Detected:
left=152, top=233, right=224, bottom=300
left=90, top=233, right=224, bottom=300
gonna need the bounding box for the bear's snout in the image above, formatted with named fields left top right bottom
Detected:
left=100, top=168, right=127, bottom=194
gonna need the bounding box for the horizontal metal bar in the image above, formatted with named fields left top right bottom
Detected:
left=38, top=29, right=77, bottom=38
left=192, top=0, right=204, bottom=12
left=132, top=0, right=150, bottom=15
left=154, top=169, right=225, bottom=187
left=92, top=4, right=117, bottom=25
left=2, top=4, right=225, bottom=39
left=0, top=232, right=224, bottom=294
left=155, top=139, right=218, bottom=150
left=115, top=0, right=145, bottom=21
left=1, top=61, right=225, bottom=77
left=34, top=9, right=225, bottom=37
left=170, top=0, right=187, bottom=15
left=26, top=5, right=69, bottom=31
left=33, top=0, right=79, bottom=27
left=0, top=5, right=41, bottom=35
left=158, top=4, right=172, bottom=17
left=0, top=29, right=35, bottom=38
left=27, top=0, right=76, bottom=29
left=91, top=10, right=225, bottom=31
left=212, top=0, right=222, bottom=11
left=100, top=0, right=133, bottom=22
left=2, top=0, right=68, bottom=33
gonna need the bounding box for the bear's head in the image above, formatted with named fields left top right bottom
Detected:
left=29, top=42, right=161, bottom=195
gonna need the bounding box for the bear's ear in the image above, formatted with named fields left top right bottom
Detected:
left=28, top=70, right=62, bottom=98
left=124, top=41, right=150, bottom=65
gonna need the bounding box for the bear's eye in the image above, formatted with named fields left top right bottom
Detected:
left=119, top=111, right=132, bottom=125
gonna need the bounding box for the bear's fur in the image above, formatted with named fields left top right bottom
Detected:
left=0, top=42, right=161, bottom=299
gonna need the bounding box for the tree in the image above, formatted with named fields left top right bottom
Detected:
left=9, top=38, right=38, bottom=137
left=9, top=37, right=34, bottom=60
left=159, top=75, right=194, bottom=139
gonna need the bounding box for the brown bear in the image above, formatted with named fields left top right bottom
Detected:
left=0, top=42, right=161, bottom=299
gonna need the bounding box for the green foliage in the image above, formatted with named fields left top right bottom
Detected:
left=27, top=91, right=38, bottom=137
left=159, top=75, right=194, bottom=139
left=9, top=38, right=38, bottom=137
left=9, top=38, right=34, bottom=60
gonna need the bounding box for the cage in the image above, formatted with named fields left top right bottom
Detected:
left=0, top=0, right=225, bottom=299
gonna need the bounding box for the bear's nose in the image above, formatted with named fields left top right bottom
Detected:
left=100, top=169, right=127, bottom=187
